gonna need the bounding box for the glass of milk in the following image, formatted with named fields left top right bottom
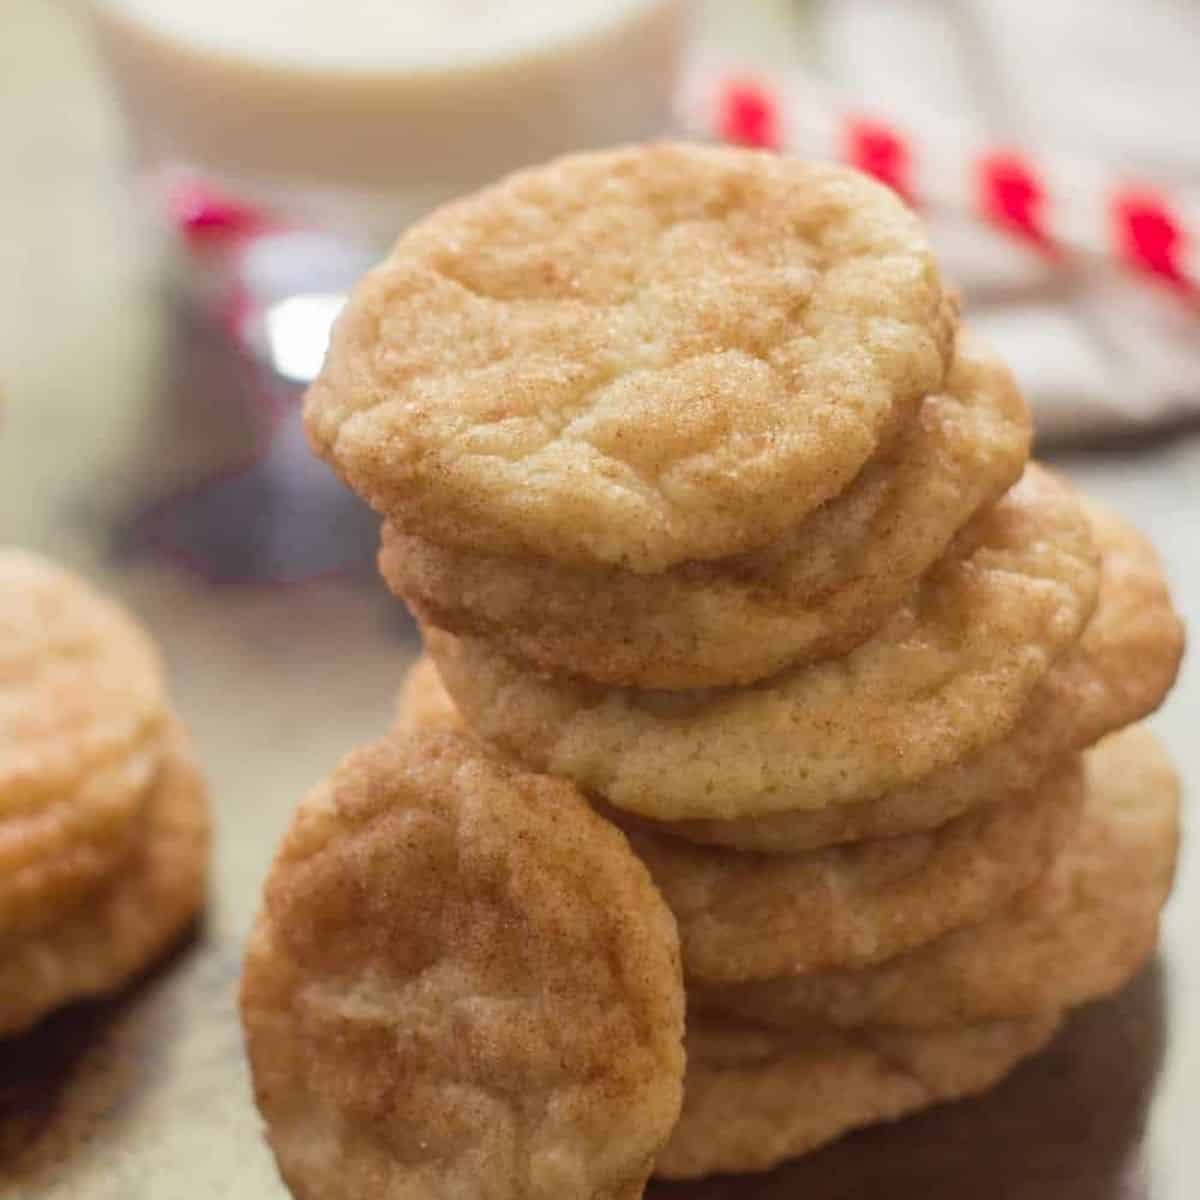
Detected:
left=85, top=0, right=691, bottom=379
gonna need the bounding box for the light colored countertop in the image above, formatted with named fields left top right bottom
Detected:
left=0, top=3, right=1196, bottom=1197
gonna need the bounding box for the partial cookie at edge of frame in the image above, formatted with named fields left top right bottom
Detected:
left=0, top=718, right=209, bottom=1038
left=1, top=548, right=168, bottom=937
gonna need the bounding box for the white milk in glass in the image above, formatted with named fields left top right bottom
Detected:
left=86, top=0, right=688, bottom=376
left=88, top=0, right=688, bottom=240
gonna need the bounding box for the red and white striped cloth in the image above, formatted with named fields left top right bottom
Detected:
left=683, top=68, right=1198, bottom=296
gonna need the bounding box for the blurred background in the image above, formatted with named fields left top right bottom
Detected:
left=0, top=2, right=1196, bottom=1197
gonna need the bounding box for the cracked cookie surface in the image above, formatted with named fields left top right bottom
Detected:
left=240, top=730, right=685, bottom=1200
left=306, top=143, right=955, bottom=571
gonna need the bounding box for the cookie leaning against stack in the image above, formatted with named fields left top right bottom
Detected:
left=241, top=729, right=686, bottom=1200
left=0, top=550, right=209, bottom=1038
left=284, top=141, right=1185, bottom=1189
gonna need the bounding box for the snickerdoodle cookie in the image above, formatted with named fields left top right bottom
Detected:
left=655, top=1012, right=1061, bottom=1179
left=0, top=718, right=208, bottom=1037
left=382, top=331, right=1028, bottom=689
left=306, top=143, right=957, bottom=572
left=696, top=725, right=1178, bottom=1029
left=1, top=549, right=168, bottom=938
left=426, top=466, right=1098, bottom=822
left=622, top=756, right=1081, bottom=984
left=240, top=730, right=685, bottom=1200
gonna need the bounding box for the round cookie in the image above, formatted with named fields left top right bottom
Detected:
left=427, top=465, right=1099, bottom=822
left=1, top=549, right=168, bottom=937
left=655, top=1012, right=1061, bottom=1179
left=240, top=729, right=685, bottom=1200
left=0, top=718, right=208, bottom=1037
left=305, top=143, right=957, bottom=572
left=621, top=756, right=1082, bottom=983
left=382, top=331, right=1029, bottom=689
left=645, top=494, right=1184, bottom=850
left=697, top=725, right=1179, bottom=1029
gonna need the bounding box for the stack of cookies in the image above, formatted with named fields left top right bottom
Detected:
left=276, top=144, right=1184, bottom=1186
left=0, top=550, right=209, bottom=1038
